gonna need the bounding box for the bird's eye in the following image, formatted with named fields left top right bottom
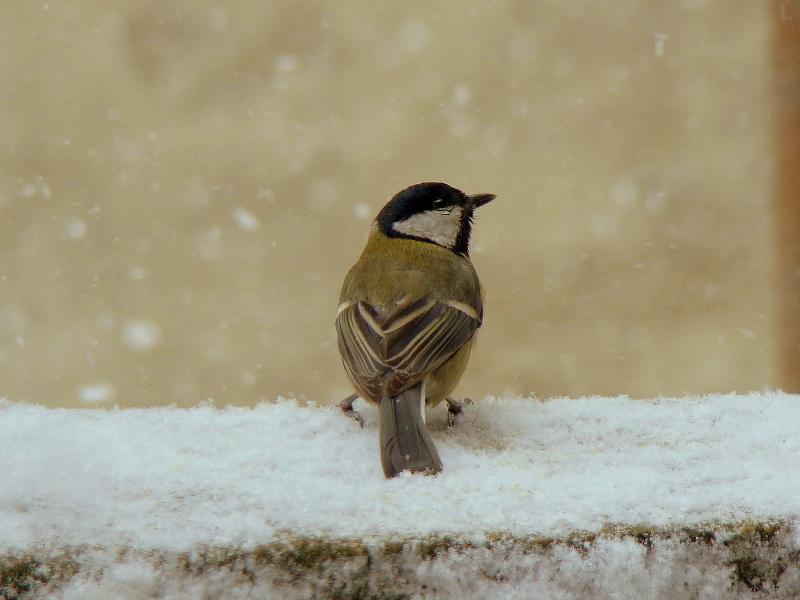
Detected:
left=432, top=198, right=446, bottom=208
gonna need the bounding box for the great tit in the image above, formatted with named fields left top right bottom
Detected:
left=335, top=182, right=495, bottom=478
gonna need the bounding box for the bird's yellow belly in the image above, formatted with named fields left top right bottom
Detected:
left=425, top=339, right=474, bottom=407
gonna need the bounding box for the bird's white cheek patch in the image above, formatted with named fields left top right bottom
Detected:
left=392, top=208, right=462, bottom=248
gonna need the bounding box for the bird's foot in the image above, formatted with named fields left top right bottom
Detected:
left=339, top=393, right=364, bottom=428
left=446, top=396, right=473, bottom=428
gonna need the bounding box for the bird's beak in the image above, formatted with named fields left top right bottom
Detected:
left=468, top=193, right=496, bottom=208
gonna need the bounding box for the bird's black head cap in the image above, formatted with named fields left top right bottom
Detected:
left=376, top=182, right=494, bottom=256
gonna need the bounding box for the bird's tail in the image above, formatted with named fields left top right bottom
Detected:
left=379, top=382, right=443, bottom=478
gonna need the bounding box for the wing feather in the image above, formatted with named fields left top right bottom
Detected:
left=336, top=299, right=479, bottom=401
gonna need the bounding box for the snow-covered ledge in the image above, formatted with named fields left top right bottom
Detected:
left=2, top=394, right=799, bottom=598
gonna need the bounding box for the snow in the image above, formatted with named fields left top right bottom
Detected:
left=65, top=218, right=87, bottom=240
left=1, top=392, right=798, bottom=550
left=396, top=20, right=431, bottom=54
left=18, top=177, right=50, bottom=199
left=231, top=206, right=260, bottom=231
left=128, top=265, right=148, bottom=280
left=273, top=54, right=298, bottom=73
left=452, top=84, right=472, bottom=108
left=353, top=202, right=371, bottom=220
left=121, top=319, right=162, bottom=352
left=256, top=186, right=275, bottom=203
left=610, top=175, right=639, bottom=206
left=2, top=393, right=799, bottom=597
left=77, top=382, right=115, bottom=404
left=655, top=33, right=668, bottom=58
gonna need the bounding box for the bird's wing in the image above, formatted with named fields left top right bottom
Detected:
left=336, top=297, right=480, bottom=400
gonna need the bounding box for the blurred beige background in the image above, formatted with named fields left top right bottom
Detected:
left=0, top=1, right=776, bottom=408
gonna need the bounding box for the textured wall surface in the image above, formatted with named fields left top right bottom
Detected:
left=774, top=0, right=800, bottom=392
left=0, top=1, right=774, bottom=407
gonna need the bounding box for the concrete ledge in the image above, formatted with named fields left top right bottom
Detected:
left=3, top=521, right=799, bottom=599
left=3, top=395, right=800, bottom=598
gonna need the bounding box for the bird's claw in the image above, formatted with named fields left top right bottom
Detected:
left=446, top=396, right=472, bottom=428
left=345, top=408, right=364, bottom=429
left=339, top=393, right=364, bottom=429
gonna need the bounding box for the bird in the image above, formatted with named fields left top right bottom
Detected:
left=335, top=182, right=495, bottom=478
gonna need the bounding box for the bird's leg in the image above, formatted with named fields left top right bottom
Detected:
left=339, top=393, right=364, bottom=428
left=446, top=396, right=473, bottom=428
